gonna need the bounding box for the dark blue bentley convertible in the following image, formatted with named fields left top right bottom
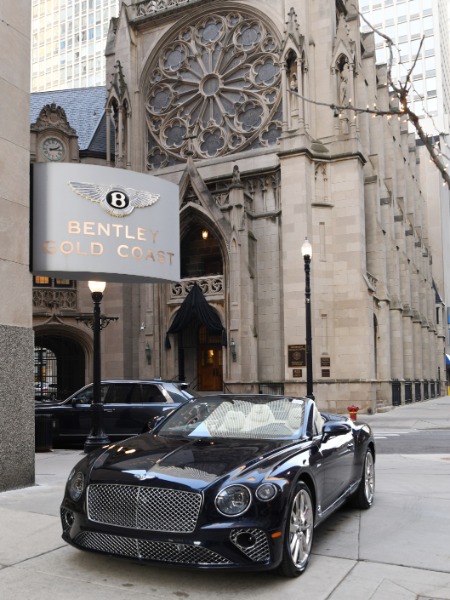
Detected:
left=61, top=394, right=375, bottom=577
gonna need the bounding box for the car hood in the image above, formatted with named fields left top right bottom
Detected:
left=89, top=434, right=297, bottom=491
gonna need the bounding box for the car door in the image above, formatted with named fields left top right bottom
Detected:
left=101, top=383, right=141, bottom=439
left=54, top=384, right=101, bottom=444
left=316, top=412, right=355, bottom=512
left=100, top=383, right=173, bottom=439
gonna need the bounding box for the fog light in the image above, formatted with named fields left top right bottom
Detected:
left=235, top=532, right=256, bottom=549
left=256, top=483, right=278, bottom=501
left=64, top=510, right=75, bottom=528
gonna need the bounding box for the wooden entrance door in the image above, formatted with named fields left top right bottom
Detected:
left=197, top=326, right=223, bottom=391
left=198, top=346, right=223, bottom=391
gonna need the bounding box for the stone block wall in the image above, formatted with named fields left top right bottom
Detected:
left=0, top=0, right=35, bottom=491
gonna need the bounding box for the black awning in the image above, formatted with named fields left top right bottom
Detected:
left=165, top=284, right=226, bottom=348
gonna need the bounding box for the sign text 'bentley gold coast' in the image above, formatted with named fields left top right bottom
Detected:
left=31, top=163, right=180, bottom=283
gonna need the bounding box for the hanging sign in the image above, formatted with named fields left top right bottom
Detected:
left=31, top=163, right=180, bottom=283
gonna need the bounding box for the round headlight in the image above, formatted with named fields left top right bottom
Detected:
left=256, top=483, right=278, bottom=501
left=215, top=485, right=251, bottom=516
left=68, top=471, right=85, bottom=501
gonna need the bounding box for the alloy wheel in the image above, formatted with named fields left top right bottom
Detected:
left=288, top=487, right=314, bottom=569
left=364, top=451, right=375, bottom=504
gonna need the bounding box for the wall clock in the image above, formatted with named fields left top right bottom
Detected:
left=42, top=136, right=65, bottom=161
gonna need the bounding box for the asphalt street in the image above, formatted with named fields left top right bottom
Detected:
left=0, top=395, right=449, bottom=599
left=373, top=428, right=450, bottom=453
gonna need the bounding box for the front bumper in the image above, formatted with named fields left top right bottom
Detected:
left=61, top=504, right=284, bottom=571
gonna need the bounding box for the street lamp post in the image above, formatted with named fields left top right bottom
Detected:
left=84, top=281, right=111, bottom=453
left=301, top=238, right=314, bottom=400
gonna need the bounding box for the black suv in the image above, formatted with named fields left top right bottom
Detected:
left=35, top=380, right=194, bottom=448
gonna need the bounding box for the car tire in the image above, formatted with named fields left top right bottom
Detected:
left=351, top=448, right=375, bottom=509
left=278, top=482, right=314, bottom=578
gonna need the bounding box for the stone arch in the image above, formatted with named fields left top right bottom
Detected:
left=34, top=324, right=92, bottom=399
left=179, top=210, right=226, bottom=279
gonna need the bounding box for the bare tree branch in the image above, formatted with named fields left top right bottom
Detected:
left=355, top=5, right=450, bottom=186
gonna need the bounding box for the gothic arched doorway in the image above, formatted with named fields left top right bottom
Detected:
left=166, top=284, right=225, bottom=391
left=34, top=332, right=85, bottom=400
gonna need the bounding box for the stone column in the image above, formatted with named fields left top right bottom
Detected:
left=227, top=169, right=258, bottom=386
left=377, top=300, right=392, bottom=381
left=126, top=108, right=132, bottom=169
left=106, top=106, right=112, bottom=166
left=281, top=62, right=289, bottom=133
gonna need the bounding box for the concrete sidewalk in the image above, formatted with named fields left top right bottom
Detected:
left=361, top=393, right=450, bottom=430
left=0, top=396, right=449, bottom=599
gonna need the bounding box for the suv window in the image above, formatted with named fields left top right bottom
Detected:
left=71, top=384, right=109, bottom=404
left=142, top=384, right=167, bottom=403
left=105, top=383, right=135, bottom=404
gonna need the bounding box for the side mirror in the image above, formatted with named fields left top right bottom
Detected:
left=322, top=421, right=351, bottom=442
left=72, top=395, right=88, bottom=406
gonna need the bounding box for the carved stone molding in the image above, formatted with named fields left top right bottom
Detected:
left=33, top=289, right=78, bottom=311
left=134, top=0, right=203, bottom=19
left=31, top=103, right=77, bottom=136
left=170, top=276, right=224, bottom=300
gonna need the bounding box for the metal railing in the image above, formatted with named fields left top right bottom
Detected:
left=392, top=380, right=401, bottom=406
left=405, top=382, right=413, bottom=404
left=415, top=381, right=422, bottom=402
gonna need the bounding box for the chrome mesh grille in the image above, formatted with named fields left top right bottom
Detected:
left=230, top=528, right=271, bottom=562
left=75, top=531, right=233, bottom=565
left=87, top=484, right=202, bottom=533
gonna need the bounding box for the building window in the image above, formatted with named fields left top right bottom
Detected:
left=145, top=9, right=283, bottom=168
left=33, top=277, right=75, bottom=288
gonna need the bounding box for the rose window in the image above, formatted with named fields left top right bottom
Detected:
left=145, top=11, right=282, bottom=170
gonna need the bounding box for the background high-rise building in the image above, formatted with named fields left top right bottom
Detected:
left=360, top=0, right=450, bottom=135
left=31, top=0, right=119, bottom=92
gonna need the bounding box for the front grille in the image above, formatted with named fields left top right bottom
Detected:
left=75, top=531, right=233, bottom=565
left=230, top=528, right=271, bottom=562
left=87, top=484, right=202, bottom=533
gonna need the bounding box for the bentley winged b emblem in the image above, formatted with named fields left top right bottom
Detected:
left=68, top=181, right=160, bottom=217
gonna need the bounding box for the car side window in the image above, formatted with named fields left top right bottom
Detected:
left=73, top=387, right=94, bottom=404
left=142, top=384, right=166, bottom=403
left=106, top=384, right=134, bottom=404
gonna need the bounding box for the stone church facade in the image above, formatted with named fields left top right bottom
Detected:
left=98, top=0, right=446, bottom=413
left=31, top=0, right=447, bottom=416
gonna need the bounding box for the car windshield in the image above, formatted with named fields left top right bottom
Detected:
left=157, top=395, right=307, bottom=440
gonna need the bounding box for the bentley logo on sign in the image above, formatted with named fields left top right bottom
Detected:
left=31, top=162, right=180, bottom=284
left=68, top=182, right=160, bottom=217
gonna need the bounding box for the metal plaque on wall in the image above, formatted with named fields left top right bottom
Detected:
left=288, top=345, right=306, bottom=367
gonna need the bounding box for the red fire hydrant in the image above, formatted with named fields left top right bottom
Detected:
left=347, top=405, right=360, bottom=421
